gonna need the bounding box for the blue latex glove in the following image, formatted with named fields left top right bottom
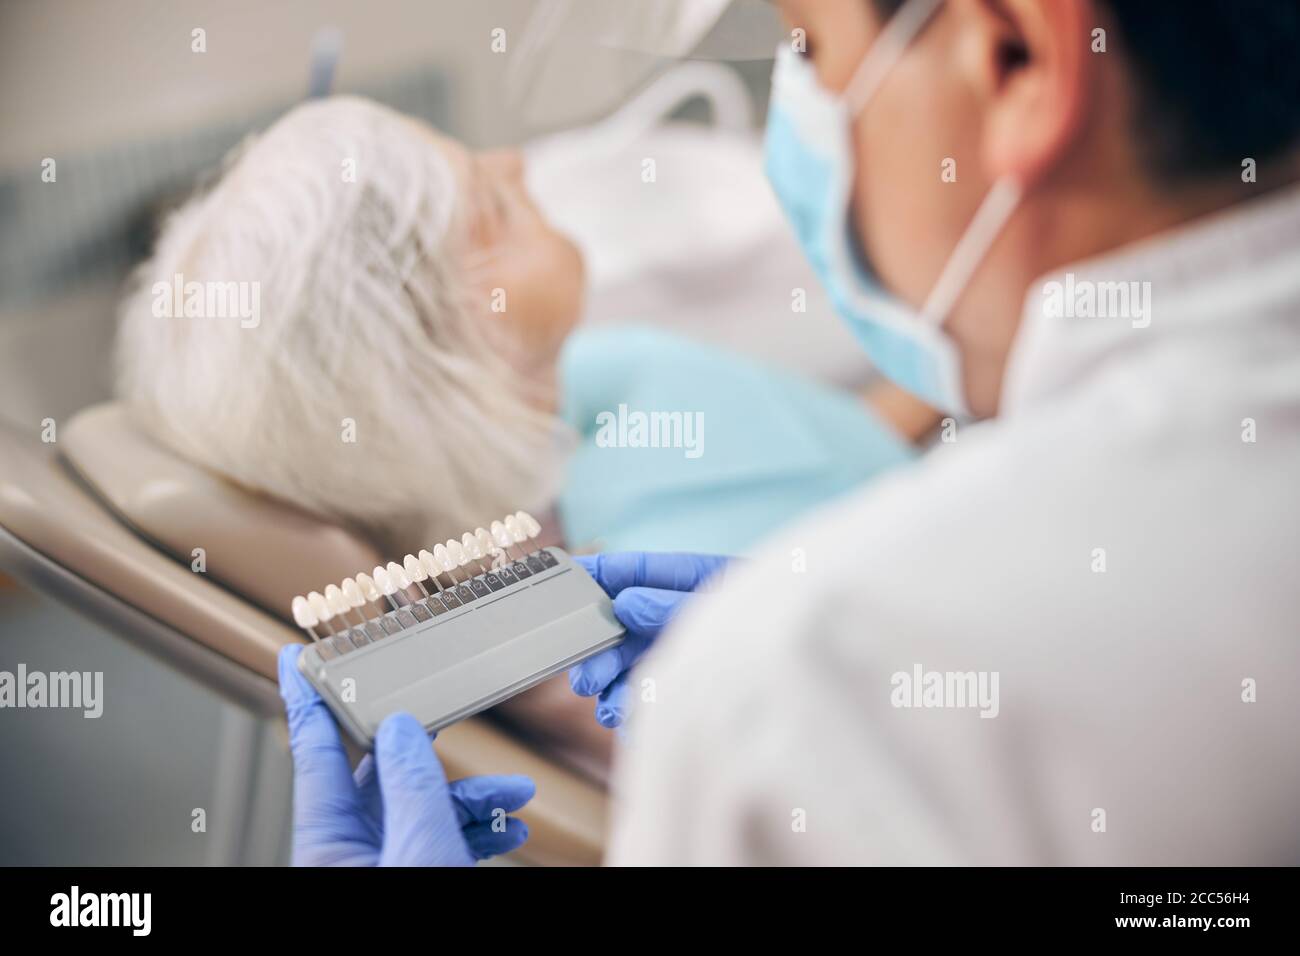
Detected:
left=570, top=552, right=730, bottom=728
left=278, top=644, right=535, bottom=866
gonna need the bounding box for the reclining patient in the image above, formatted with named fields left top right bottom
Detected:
left=115, top=97, right=935, bottom=773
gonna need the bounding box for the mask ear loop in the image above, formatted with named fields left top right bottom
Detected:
left=919, top=177, right=1024, bottom=327
left=844, top=0, right=945, bottom=112
left=839, top=0, right=1020, bottom=332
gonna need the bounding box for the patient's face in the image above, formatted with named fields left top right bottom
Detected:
left=417, top=123, right=585, bottom=369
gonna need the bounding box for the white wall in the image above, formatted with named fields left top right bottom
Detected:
left=0, top=0, right=557, bottom=171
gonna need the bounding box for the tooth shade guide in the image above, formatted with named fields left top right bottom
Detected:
left=291, top=512, right=560, bottom=650
left=386, top=561, right=414, bottom=603
left=341, top=578, right=371, bottom=624
left=404, top=554, right=433, bottom=598
left=385, top=561, right=405, bottom=584
left=508, top=515, right=533, bottom=559
left=291, top=595, right=322, bottom=641
left=324, top=584, right=361, bottom=628
left=341, top=577, right=364, bottom=606
left=445, top=539, right=471, bottom=581
left=307, top=590, right=329, bottom=620
left=460, top=532, right=481, bottom=559
left=433, top=543, right=459, bottom=584
left=490, top=521, right=515, bottom=560
left=419, top=550, right=447, bottom=591
left=349, top=577, right=374, bottom=619
left=514, top=510, right=542, bottom=539
left=484, top=520, right=509, bottom=562
left=292, top=595, right=317, bottom=627
left=356, top=573, right=381, bottom=602
left=307, top=591, right=338, bottom=635
left=324, top=584, right=349, bottom=615
left=461, top=532, right=490, bottom=573
left=503, top=515, right=528, bottom=557
left=371, top=565, right=403, bottom=613
left=291, top=536, right=625, bottom=750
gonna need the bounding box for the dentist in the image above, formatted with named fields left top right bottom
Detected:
left=281, top=0, right=1300, bottom=865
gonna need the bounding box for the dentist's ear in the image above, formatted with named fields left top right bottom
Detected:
left=960, top=0, right=1094, bottom=186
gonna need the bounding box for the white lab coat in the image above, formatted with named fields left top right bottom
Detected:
left=606, top=185, right=1300, bottom=865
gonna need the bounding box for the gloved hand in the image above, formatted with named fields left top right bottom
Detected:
left=570, top=552, right=730, bottom=728
left=278, top=644, right=535, bottom=866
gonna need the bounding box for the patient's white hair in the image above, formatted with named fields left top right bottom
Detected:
left=116, top=97, right=563, bottom=553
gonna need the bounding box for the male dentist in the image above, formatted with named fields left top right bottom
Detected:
left=280, top=0, right=1300, bottom=865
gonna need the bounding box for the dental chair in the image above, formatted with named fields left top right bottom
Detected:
left=0, top=47, right=837, bottom=866
left=0, top=403, right=606, bottom=866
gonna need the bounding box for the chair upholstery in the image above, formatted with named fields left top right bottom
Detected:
left=61, top=403, right=382, bottom=620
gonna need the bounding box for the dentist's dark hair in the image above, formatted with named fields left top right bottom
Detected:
left=870, top=0, right=1300, bottom=181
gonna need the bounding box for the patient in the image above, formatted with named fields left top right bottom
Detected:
left=115, top=97, right=938, bottom=774
left=117, top=97, right=581, bottom=559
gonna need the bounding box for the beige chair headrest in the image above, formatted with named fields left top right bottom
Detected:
left=61, top=402, right=380, bottom=620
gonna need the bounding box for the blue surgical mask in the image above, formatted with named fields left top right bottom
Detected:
left=763, top=0, right=1022, bottom=415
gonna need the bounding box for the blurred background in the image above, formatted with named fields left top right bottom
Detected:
left=0, top=0, right=787, bottom=426
left=0, top=0, right=869, bottom=864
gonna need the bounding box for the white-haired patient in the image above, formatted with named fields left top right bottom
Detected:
left=115, top=97, right=937, bottom=774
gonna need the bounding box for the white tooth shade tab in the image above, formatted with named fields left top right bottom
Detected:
left=299, top=510, right=546, bottom=639
left=292, top=596, right=318, bottom=628
left=356, top=573, right=381, bottom=602
left=386, top=561, right=411, bottom=590
left=404, top=554, right=428, bottom=583
left=373, top=566, right=397, bottom=596
left=461, top=532, right=484, bottom=560
left=504, top=515, right=526, bottom=544
left=324, top=584, right=349, bottom=616
left=515, top=510, right=542, bottom=537
left=341, top=578, right=366, bottom=608
left=419, top=549, right=442, bottom=578
left=308, top=591, right=332, bottom=622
